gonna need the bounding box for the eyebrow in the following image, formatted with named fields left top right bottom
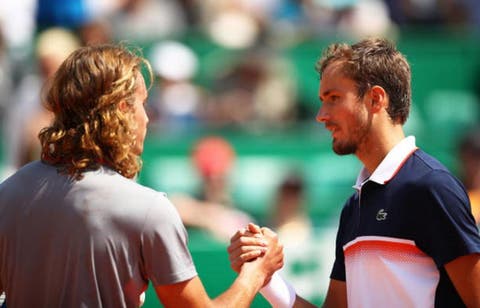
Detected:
left=319, top=89, right=335, bottom=101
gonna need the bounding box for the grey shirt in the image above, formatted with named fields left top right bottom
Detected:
left=0, top=161, right=197, bottom=307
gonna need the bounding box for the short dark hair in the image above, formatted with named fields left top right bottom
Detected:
left=316, top=37, right=411, bottom=124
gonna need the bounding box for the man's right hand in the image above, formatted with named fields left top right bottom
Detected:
left=228, top=223, right=284, bottom=285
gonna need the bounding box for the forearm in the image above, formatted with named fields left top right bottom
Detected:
left=321, top=279, right=347, bottom=308
left=260, top=272, right=296, bottom=308
left=257, top=273, right=316, bottom=308
left=212, top=269, right=264, bottom=307
left=294, top=295, right=317, bottom=308
left=445, top=253, right=480, bottom=308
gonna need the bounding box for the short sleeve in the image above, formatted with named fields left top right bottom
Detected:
left=413, top=170, right=480, bottom=267
left=141, top=194, right=197, bottom=286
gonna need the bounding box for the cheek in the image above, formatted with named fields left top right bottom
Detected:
left=349, top=108, right=370, bottom=136
left=136, top=107, right=148, bottom=127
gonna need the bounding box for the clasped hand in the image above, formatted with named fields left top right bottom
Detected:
left=227, top=223, right=284, bottom=286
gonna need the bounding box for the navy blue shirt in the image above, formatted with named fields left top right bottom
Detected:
left=331, top=138, right=480, bottom=307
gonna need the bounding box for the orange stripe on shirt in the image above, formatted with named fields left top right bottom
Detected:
left=344, top=239, right=424, bottom=257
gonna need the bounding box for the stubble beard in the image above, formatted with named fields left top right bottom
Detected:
left=332, top=138, right=358, bottom=155
left=331, top=116, right=371, bottom=156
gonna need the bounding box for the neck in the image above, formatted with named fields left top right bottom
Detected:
left=356, top=124, right=405, bottom=174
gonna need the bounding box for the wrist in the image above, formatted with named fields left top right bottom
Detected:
left=237, top=263, right=266, bottom=293
left=259, top=272, right=296, bottom=308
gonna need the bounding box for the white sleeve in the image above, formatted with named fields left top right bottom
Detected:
left=0, top=292, right=6, bottom=307
left=259, top=272, right=296, bottom=308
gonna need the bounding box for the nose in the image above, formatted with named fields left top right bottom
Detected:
left=144, top=107, right=149, bottom=124
left=316, top=105, right=328, bottom=123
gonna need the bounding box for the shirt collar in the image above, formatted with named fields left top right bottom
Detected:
left=354, top=136, right=418, bottom=190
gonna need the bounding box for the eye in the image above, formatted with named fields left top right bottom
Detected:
left=330, top=95, right=339, bottom=102
left=324, top=95, right=339, bottom=104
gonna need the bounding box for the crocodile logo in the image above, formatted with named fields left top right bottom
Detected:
left=376, top=209, right=388, bottom=221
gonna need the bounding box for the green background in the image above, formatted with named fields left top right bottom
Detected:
left=1, top=29, right=479, bottom=307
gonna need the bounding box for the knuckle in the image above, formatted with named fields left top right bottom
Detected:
left=239, top=237, right=251, bottom=245
left=240, top=255, right=249, bottom=261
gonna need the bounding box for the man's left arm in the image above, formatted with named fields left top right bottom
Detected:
left=445, top=253, right=480, bottom=308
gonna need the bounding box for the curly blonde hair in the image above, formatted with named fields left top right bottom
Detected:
left=39, top=44, right=153, bottom=179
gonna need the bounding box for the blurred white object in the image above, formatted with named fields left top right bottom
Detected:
left=0, top=0, right=36, bottom=50
left=208, top=10, right=260, bottom=49
left=36, top=27, right=81, bottom=60
left=338, top=0, right=392, bottom=38
left=150, top=41, right=198, bottom=81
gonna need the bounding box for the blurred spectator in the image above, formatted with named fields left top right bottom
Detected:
left=2, top=27, right=80, bottom=177
left=170, top=136, right=253, bottom=242
left=0, top=0, right=37, bottom=91
left=268, top=171, right=312, bottom=245
left=199, top=1, right=266, bottom=49
left=458, top=128, right=480, bottom=226
left=383, top=0, right=478, bottom=29
left=0, top=26, right=13, bottom=120
left=267, top=171, right=323, bottom=302
left=35, top=0, right=92, bottom=31
left=462, top=0, right=480, bottom=29
left=251, top=51, right=298, bottom=126
left=337, top=0, right=395, bottom=39
left=203, top=52, right=264, bottom=127
left=0, top=0, right=36, bottom=52
left=35, top=0, right=121, bottom=45
left=302, top=0, right=395, bottom=39
left=109, top=0, right=187, bottom=42
left=147, top=40, right=207, bottom=130
left=204, top=49, right=298, bottom=128
left=77, top=18, right=112, bottom=45
left=176, top=0, right=202, bottom=27
left=191, top=136, right=236, bottom=204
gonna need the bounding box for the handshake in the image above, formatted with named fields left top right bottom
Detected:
left=227, top=223, right=297, bottom=308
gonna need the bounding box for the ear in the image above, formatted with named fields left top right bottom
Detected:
left=118, top=100, right=128, bottom=112
left=368, top=85, right=388, bottom=112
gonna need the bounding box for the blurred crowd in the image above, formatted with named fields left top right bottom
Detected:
left=1, top=0, right=480, bottom=138
left=0, top=0, right=479, bottom=212
left=0, top=2, right=479, bottom=303
left=1, top=0, right=480, bottom=208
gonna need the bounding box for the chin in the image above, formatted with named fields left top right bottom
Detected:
left=332, top=140, right=357, bottom=155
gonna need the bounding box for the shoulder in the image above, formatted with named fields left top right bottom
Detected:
left=401, top=150, right=465, bottom=193
left=77, top=167, right=175, bottom=217
left=407, top=149, right=449, bottom=175
left=79, top=168, right=182, bottom=230
left=398, top=150, right=470, bottom=213
left=1, top=160, right=52, bottom=187
left=82, top=167, right=165, bottom=198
